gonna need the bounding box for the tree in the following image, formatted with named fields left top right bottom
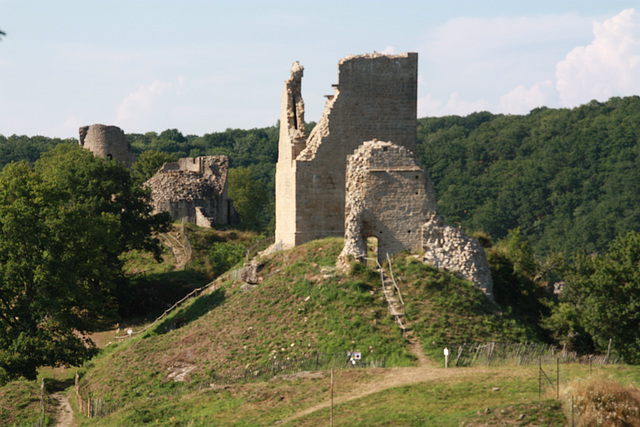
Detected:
left=0, top=144, right=170, bottom=383
left=546, top=231, right=640, bottom=363
left=228, top=167, right=270, bottom=229
left=486, top=229, right=550, bottom=340
left=131, top=150, right=177, bottom=185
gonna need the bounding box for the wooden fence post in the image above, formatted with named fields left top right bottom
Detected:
left=330, top=369, right=334, bottom=427
left=557, top=358, right=560, bottom=399
left=455, top=344, right=465, bottom=367
left=538, top=359, right=542, bottom=400
left=40, top=378, right=45, bottom=426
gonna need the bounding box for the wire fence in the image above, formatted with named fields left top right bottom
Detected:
left=30, top=379, right=48, bottom=427
left=74, top=351, right=386, bottom=419
left=73, top=341, right=621, bottom=421
left=208, top=351, right=387, bottom=385
left=245, top=235, right=275, bottom=264
left=114, top=281, right=216, bottom=340
left=449, top=341, right=621, bottom=367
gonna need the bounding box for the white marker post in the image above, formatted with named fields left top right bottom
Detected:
left=444, top=347, right=449, bottom=368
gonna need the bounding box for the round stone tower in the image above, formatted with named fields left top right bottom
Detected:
left=78, top=124, right=135, bottom=167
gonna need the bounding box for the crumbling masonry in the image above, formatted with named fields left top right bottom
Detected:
left=79, top=124, right=135, bottom=167
left=275, top=53, right=493, bottom=297
left=339, top=140, right=437, bottom=263
left=144, top=156, right=233, bottom=227
left=276, top=53, right=419, bottom=248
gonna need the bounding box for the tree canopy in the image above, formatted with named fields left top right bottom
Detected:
left=0, top=144, right=170, bottom=383
left=417, top=97, right=640, bottom=257
left=545, top=231, right=640, bottom=363
left=131, top=149, right=178, bottom=185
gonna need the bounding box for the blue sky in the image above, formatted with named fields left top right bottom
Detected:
left=1, top=1, right=639, bottom=138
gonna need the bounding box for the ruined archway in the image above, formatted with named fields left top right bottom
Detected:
left=338, top=140, right=436, bottom=267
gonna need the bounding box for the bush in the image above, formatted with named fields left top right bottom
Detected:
left=209, top=241, right=247, bottom=277
left=561, top=378, right=640, bottom=426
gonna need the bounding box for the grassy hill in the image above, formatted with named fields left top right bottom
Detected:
left=71, top=237, right=547, bottom=423
left=4, top=233, right=640, bottom=425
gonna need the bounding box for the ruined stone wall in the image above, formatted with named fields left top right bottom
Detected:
left=274, top=62, right=305, bottom=249
left=421, top=214, right=494, bottom=298
left=337, top=141, right=494, bottom=297
left=79, top=124, right=135, bottom=167
left=275, top=53, right=418, bottom=249
left=339, top=140, right=436, bottom=265
left=144, top=155, right=230, bottom=227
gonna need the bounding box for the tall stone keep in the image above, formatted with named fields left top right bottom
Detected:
left=275, top=53, right=418, bottom=249
left=79, top=124, right=135, bottom=167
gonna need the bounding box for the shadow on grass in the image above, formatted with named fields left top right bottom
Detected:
left=45, top=377, right=75, bottom=393
left=118, top=269, right=211, bottom=321
left=153, top=288, right=226, bottom=335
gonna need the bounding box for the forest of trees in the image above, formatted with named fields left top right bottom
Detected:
left=1, top=95, right=640, bottom=365
left=417, top=96, right=640, bottom=257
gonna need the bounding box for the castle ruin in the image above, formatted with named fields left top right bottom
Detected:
left=339, top=140, right=437, bottom=263
left=144, top=155, right=233, bottom=227
left=79, top=124, right=135, bottom=167
left=275, top=53, right=418, bottom=249
left=275, top=53, right=493, bottom=297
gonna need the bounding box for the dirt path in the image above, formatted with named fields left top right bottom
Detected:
left=161, top=230, right=189, bottom=270
left=277, top=363, right=533, bottom=426
left=51, top=393, right=76, bottom=427
left=278, top=367, right=458, bottom=424
left=277, top=366, right=475, bottom=425
left=407, top=335, right=435, bottom=367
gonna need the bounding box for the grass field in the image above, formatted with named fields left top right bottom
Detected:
left=3, top=233, right=639, bottom=426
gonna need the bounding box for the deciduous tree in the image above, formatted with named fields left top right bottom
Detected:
left=546, top=231, right=640, bottom=363
left=0, top=144, right=170, bottom=383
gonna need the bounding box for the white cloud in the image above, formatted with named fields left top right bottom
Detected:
left=381, top=46, right=395, bottom=55
left=499, top=80, right=555, bottom=114
left=418, top=9, right=640, bottom=117
left=115, top=79, right=178, bottom=130
left=424, top=13, right=591, bottom=72
left=556, top=8, right=640, bottom=107
left=418, top=92, right=493, bottom=117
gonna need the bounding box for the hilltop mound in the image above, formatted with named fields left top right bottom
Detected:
left=80, top=237, right=538, bottom=403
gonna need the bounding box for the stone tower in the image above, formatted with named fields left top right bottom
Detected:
left=275, top=53, right=418, bottom=249
left=340, top=140, right=437, bottom=264
left=78, top=124, right=135, bottom=167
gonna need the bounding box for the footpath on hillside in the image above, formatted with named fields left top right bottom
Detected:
left=52, top=392, right=75, bottom=427
left=276, top=364, right=501, bottom=425
left=277, top=337, right=448, bottom=425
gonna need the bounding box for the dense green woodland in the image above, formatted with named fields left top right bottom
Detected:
left=2, top=97, right=639, bottom=255
left=418, top=96, right=640, bottom=257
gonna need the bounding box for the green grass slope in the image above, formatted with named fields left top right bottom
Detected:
left=76, top=237, right=542, bottom=422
